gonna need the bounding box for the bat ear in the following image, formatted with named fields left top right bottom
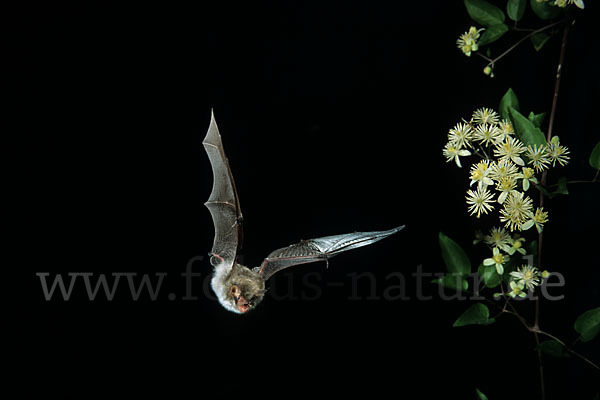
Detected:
left=230, top=285, right=241, bottom=297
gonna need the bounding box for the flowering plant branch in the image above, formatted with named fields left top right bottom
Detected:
left=438, top=1, right=600, bottom=399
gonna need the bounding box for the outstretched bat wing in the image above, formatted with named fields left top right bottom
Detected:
left=258, top=226, right=404, bottom=280
left=203, top=111, right=243, bottom=270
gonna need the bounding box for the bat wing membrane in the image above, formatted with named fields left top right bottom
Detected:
left=203, top=111, right=243, bottom=270
left=258, top=226, right=404, bottom=280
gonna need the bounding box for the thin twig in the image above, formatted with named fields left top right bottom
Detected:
left=483, top=20, right=565, bottom=68
left=500, top=301, right=600, bottom=372
left=546, top=20, right=572, bottom=142
left=512, top=27, right=537, bottom=32
left=476, top=52, right=493, bottom=63
left=546, top=179, right=599, bottom=188
left=533, top=329, right=600, bottom=371
left=479, top=145, right=490, bottom=159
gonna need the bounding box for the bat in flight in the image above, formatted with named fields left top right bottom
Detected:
left=203, top=111, right=403, bottom=313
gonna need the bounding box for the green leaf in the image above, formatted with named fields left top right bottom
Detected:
left=589, top=141, right=600, bottom=169
left=508, top=106, right=547, bottom=146
left=433, top=273, right=469, bottom=291
left=527, top=111, right=546, bottom=128
left=507, top=0, right=527, bottom=21
left=464, top=0, right=506, bottom=26
left=537, top=340, right=570, bottom=358
left=476, top=388, right=489, bottom=400
left=530, top=0, right=561, bottom=20
left=553, top=176, right=569, bottom=195
left=531, top=31, right=551, bottom=51
left=574, top=307, right=600, bottom=342
left=499, top=88, right=519, bottom=121
left=439, top=232, right=472, bottom=276
left=478, top=263, right=501, bottom=288
left=453, top=303, right=495, bottom=327
left=479, top=23, right=509, bottom=46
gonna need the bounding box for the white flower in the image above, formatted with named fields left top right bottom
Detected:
left=497, top=120, right=514, bottom=141
left=489, top=159, right=519, bottom=183
left=469, top=159, right=494, bottom=188
left=493, top=136, right=526, bottom=166
left=547, top=137, right=570, bottom=167
left=515, top=167, right=538, bottom=191
left=483, top=247, right=509, bottom=275
left=506, top=234, right=526, bottom=256
left=483, top=227, right=512, bottom=252
left=466, top=186, right=495, bottom=218
left=522, top=207, right=549, bottom=233
left=495, top=176, right=519, bottom=204
left=443, top=143, right=471, bottom=167
left=510, top=265, right=540, bottom=291
left=448, top=122, right=474, bottom=149
left=508, top=281, right=527, bottom=298
left=525, top=144, right=551, bottom=172
left=457, top=26, right=485, bottom=56
left=472, top=108, right=500, bottom=125
left=473, top=124, right=502, bottom=147
left=499, top=191, right=534, bottom=231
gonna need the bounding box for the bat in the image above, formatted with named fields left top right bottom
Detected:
left=203, top=110, right=404, bottom=313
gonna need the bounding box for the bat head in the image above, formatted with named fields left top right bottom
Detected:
left=212, top=263, right=266, bottom=314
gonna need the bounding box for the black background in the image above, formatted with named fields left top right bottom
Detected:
left=11, top=1, right=599, bottom=398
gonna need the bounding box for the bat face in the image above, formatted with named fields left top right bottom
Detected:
left=229, top=283, right=264, bottom=313
left=211, top=262, right=266, bottom=314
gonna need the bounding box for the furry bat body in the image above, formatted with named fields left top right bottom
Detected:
left=203, top=111, right=403, bottom=313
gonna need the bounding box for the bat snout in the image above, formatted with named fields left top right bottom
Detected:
left=237, top=299, right=250, bottom=313
left=230, top=285, right=251, bottom=313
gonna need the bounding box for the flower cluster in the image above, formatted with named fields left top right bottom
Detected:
left=536, top=0, right=585, bottom=9
left=507, top=265, right=550, bottom=297
left=443, top=107, right=570, bottom=234
left=456, top=26, right=484, bottom=57
left=478, top=227, right=551, bottom=291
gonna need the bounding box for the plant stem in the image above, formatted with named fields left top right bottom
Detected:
left=534, top=330, right=545, bottom=400
left=532, top=18, right=572, bottom=400
left=545, top=20, right=572, bottom=143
